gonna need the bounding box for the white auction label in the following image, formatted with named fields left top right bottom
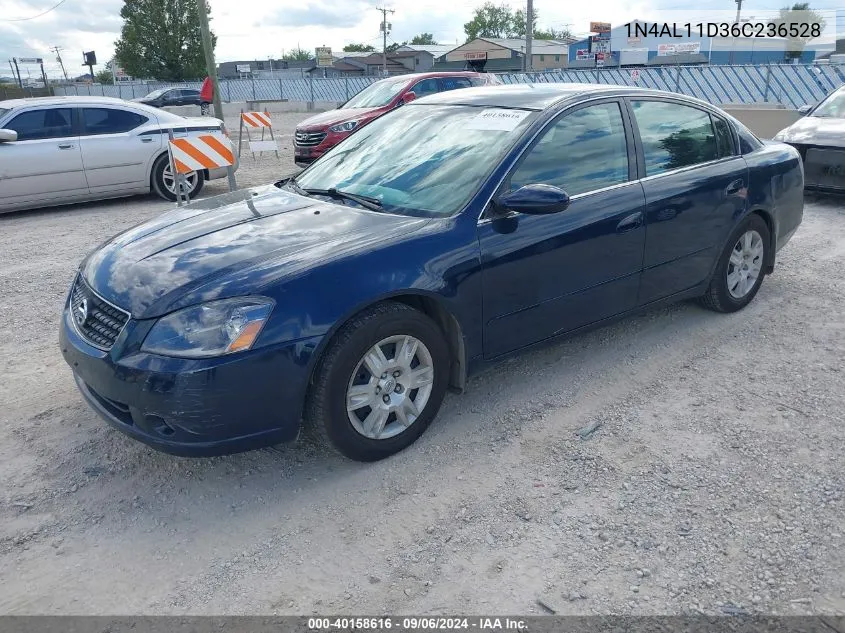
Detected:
left=466, top=108, right=531, bottom=131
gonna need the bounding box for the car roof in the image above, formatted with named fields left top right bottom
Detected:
left=376, top=71, right=480, bottom=84
left=412, top=83, right=709, bottom=111
left=0, top=95, right=134, bottom=110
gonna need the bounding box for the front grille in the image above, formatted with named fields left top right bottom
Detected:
left=294, top=130, right=327, bottom=147
left=70, top=277, right=130, bottom=350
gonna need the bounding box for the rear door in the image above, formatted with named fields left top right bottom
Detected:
left=628, top=98, right=748, bottom=304
left=0, top=106, right=88, bottom=211
left=78, top=106, right=161, bottom=194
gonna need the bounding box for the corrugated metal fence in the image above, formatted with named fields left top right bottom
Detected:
left=54, top=64, right=845, bottom=108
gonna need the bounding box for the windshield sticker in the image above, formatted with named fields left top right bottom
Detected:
left=466, top=109, right=531, bottom=131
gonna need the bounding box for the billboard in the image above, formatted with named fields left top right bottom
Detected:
left=18, top=57, right=43, bottom=64
left=590, top=21, right=611, bottom=33
left=591, top=38, right=611, bottom=54
left=657, top=42, right=701, bottom=56
left=316, top=47, right=333, bottom=67
left=464, top=51, right=487, bottom=60
left=575, top=49, right=594, bottom=61
left=236, top=64, right=251, bottom=73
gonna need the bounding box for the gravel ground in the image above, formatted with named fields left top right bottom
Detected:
left=0, top=111, right=843, bottom=616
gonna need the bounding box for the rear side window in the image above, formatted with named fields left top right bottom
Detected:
left=82, top=108, right=148, bottom=135
left=712, top=115, right=735, bottom=158
left=441, top=77, right=472, bottom=91
left=631, top=100, right=718, bottom=175
left=6, top=108, right=73, bottom=140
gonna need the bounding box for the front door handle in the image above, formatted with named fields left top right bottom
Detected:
left=140, top=137, right=154, bottom=143
left=616, top=211, right=643, bottom=233
left=725, top=179, right=744, bottom=195
left=57, top=143, right=75, bottom=150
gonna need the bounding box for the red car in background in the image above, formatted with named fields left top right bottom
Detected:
left=293, top=71, right=501, bottom=165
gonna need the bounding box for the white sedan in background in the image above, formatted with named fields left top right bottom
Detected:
left=0, top=96, right=236, bottom=214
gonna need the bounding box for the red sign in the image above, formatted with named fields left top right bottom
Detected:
left=464, top=52, right=488, bottom=60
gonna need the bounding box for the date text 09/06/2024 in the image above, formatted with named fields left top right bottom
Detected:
left=307, top=617, right=528, bottom=631
left=626, top=21, right=822, bottom=39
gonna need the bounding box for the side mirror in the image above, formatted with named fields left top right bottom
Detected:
left=496, top=184, right=570, bottom=215
left=0, top=129, right=18, bottom=143
left=798, top=104, right=812, bottom=116
left=401, top=91, right=417, bottom=104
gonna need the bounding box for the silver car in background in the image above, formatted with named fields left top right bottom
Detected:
left=773, top=85, right=845, bottom=192
left=0, top=96, right=237, bottom=214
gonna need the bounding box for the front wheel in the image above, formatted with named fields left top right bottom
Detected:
left=150, top=153, right=204, bottom=202
left=699, top=214, right=770, bottom=313
left=305, top=302, right=450, bottom=462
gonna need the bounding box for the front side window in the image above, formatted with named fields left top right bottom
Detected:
left=411, top=78, right=439, bottom=98
left=6, top=108, right=73, bottom=141
left=82, top=108, right=148, bottom=135
left=295, top=104, right=536, bottom=217
left=441, top=76, right=472, bottom=91
left=510, top=101, right=629, bottom=197
left=632, top=100, right=718, bottom=175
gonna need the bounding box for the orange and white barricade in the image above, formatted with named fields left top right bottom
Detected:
left=167, top=132, right=237, bottom=206
left=238, top=110, right=279, bottom=160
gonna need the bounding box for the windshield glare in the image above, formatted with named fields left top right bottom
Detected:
left=343, top=78, right=408, bottom=109
left=143, top=89, right=167, bottom=99
left=295, top=104, right=536, bottom=217
left=813, top=90, right=845, bottom=118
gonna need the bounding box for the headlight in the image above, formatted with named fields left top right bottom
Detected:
left=141, top=297, right=274, bottom=358
left=328, top=120, right=358, bottom=133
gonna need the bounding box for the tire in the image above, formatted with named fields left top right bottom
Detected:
left=150, top=153, right=204, bottom=202
left=305, top=301, right=450, bottom=462
left=699, top=214, right=770, bottom=313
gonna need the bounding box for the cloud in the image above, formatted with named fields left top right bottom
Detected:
left=268, top=3, right=370, bottom=29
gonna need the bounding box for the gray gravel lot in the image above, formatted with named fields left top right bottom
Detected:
left=0, top=111, right=843, bottom=616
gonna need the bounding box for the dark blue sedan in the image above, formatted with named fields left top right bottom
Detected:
left=60, top=84, right=804, bottom=461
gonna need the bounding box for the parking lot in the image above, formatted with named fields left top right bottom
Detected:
left=0, top=111, right=844, bottom=616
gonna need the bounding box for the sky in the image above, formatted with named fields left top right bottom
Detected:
left=0, top=0, right=843, bottom=81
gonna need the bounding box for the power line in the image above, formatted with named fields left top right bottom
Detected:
left=1, top=0, right=68, bottom=22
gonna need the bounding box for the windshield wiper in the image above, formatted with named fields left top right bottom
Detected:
left=302, top=187, right=384, bottom=212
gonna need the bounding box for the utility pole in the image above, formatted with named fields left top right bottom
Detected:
left=51, top=46, right=68, bottom=81
left=12, top=58, right=22, bottom=88
left=525, top=0, right=534, bottom=72
left=377, top=6, right=395, bottom=77
left=196, top=0, right=237, bottom=190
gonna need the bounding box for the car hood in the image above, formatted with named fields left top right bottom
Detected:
left=297, top=107, right=383, bottom=130
left=777, top=116, right=845, bottom=147
left=80, top=185, right=430, bottom=319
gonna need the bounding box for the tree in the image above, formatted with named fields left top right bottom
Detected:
left=410, top=33, right=438, bottom=45
left=284, top=47, right=312, bottom=61
left=464, top=2, right=516, bottom=40
left=95, top=69, right=114, bottom=84
left=114, top=0, right=214, bottom=81
left=534, top=26, right=572, bottom=41
left=775, top=3, right=826, bottom=60
left=344, top=43, right=376, bottom=52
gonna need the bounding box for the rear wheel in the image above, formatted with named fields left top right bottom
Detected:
left=699, top=214, right=770, bottom=313
left=305, top=302, right=450, bottom=462
left=151, top=153, right=204, bottom=202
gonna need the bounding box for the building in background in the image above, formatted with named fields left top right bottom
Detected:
left=434, top=38, right=574, bottom=72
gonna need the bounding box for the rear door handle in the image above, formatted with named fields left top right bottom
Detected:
left=58, top=143, right=75, bottom=150
left=616, top=211, right=643, bottom=233
left=725, top=179, right=744, bottom=195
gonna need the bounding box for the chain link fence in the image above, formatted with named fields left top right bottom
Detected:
left=52, top=64, right=845, bottom=109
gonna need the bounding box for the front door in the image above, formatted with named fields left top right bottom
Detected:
left=78, top=106, right=161, bottom=194
left=628, top=99, right=749, bottom=304
left=478, top=99, right=647, bottom=359
left=0, top=106, right=88, bottom=212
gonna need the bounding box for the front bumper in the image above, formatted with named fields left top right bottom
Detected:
left=293, top=129, right=350, bottom=165
left=60, top=303, right=322, bottom=457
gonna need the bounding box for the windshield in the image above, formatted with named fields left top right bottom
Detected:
left=143, top=88, right=168, bottom=99
left=343, top=77, right=408, bottom=109
left=812, top=90, right=845, bottom=118
left=295, top=104, right=536, bottom=217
